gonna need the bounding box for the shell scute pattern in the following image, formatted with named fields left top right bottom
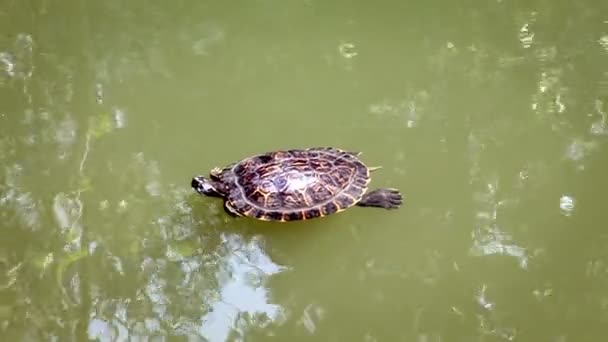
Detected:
left=224, top=148, right=370, bottom=221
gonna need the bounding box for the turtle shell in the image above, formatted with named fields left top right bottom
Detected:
left=220, top=147, right=371, bottom=221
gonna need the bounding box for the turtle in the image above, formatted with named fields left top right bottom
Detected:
left=191, top=147, right=403, bottom=222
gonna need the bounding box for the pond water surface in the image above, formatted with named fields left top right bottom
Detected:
left=1, top=1, right=608, bottom=341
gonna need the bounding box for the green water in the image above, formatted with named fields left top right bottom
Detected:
left=2, top=0, right=608, bottom=341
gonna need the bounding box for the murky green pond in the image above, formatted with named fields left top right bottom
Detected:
left=2, top=1, right=608, bottom=341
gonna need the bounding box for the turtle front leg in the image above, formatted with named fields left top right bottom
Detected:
left=223, top=200, right=242, bottom=217
left=356, top=188, right=403, bottom=209
left=210, top=167, right=223, bottom=180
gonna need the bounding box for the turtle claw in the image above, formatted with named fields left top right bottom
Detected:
left=210, top=167, right=223, bottom=179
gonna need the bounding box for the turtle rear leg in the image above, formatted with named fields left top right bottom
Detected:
left=357, top=188, right=403, bottom=209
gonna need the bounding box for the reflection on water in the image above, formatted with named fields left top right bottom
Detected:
left=368, top=94, right=426, bottom=129
left=200, top=234, right=285, bottom=342
left=186, top=22, right=226, bottom=57
left=469, top=179, right=529, bottom=270
left=467, top=133, right=529, bottom=269
left=0, top=33, right=34, bottom=82
left=559, top=195, right=575, bottom=217
left=2, top=164, right=41, bottom=231
left=86, top=232, right=287, bottom=341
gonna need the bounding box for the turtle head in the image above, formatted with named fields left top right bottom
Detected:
left=191, top=176, right=223, bottom=197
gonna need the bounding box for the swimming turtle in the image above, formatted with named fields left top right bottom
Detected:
left=191, top=147, right=402, bottom=222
